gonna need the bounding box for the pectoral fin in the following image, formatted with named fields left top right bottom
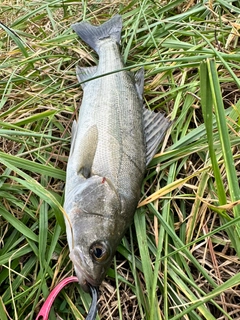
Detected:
left=77, top=125, right=98, bottom=178
left=69, top=120, right=77, bottom=158
left=144, top=108, right=171, bottom=166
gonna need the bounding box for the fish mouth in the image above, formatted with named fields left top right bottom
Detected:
left=69, top=248, right=101, bottom=292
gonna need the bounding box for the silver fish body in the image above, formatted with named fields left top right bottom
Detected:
left=64, top=15, right=170, bottom=292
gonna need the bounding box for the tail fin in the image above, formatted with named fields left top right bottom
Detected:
left=72, top=15, right=122, bottom=54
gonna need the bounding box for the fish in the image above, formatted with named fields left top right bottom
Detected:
left=64, top=14, right=170, bottom=294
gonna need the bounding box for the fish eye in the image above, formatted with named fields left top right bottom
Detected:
left=89, top=241, right=110, bottom=263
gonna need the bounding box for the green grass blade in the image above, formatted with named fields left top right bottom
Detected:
left=199, top=60, right=227, bottom=204
left=207, top=59, right=240, bottom=205
left=0, top=22, right=29, bottom=58
left=0, top=246, right=32, bottom=265
left=0, top=158, right=65, bottom=229
left=134, top=208, right=153, bottom=317
left=0, top=151, right=65, bottom=180
left=0, top=297, right=8, bottom=320
left=0, top=205, right=38, bottom=242
left=171, top=271, right=240, bottom=320
left=200, top=59, right=240, bottom=254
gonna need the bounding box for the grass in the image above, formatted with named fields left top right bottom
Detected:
left=1, top=0, right=240, bottom=319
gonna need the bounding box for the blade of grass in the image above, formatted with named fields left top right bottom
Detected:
left=207, top=58, right=240, bottom=205
left=0, top=22, right=30, bottom=59
left=0, top=158, right=65, bottom=229
left=171, top=270, right=240, bottom=320
left=0, top=205, right=38, bottom=242
left=114, top=256, right=123, bottom=320
left=200, top=58, right=240, bottom=255
left=0, top=297, right=8, bottom=320
left=134, top=208, right=153, bottom=317
left=0, top=151, right=66, bottom=180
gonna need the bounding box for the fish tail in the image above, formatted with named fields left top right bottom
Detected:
left=72, top=15, right=122, bottom=54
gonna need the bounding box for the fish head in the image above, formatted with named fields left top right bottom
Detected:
left=69, top=238, right=113, bottom=292
left=64, top=175, right=127, bottom=292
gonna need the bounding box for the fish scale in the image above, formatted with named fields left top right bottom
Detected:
left=76, top=72, right=145, bottom=190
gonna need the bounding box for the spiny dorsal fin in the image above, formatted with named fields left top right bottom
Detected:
left=144, top=108, right=171, bottom=166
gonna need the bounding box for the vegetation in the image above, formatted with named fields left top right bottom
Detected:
left=1, top=0, right=240, bottom=319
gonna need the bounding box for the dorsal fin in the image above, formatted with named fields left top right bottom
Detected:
left=143, top=108, right=171, bottom=165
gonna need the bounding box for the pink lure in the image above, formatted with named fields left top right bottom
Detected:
left=36, top=276, right=78, bottom=320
